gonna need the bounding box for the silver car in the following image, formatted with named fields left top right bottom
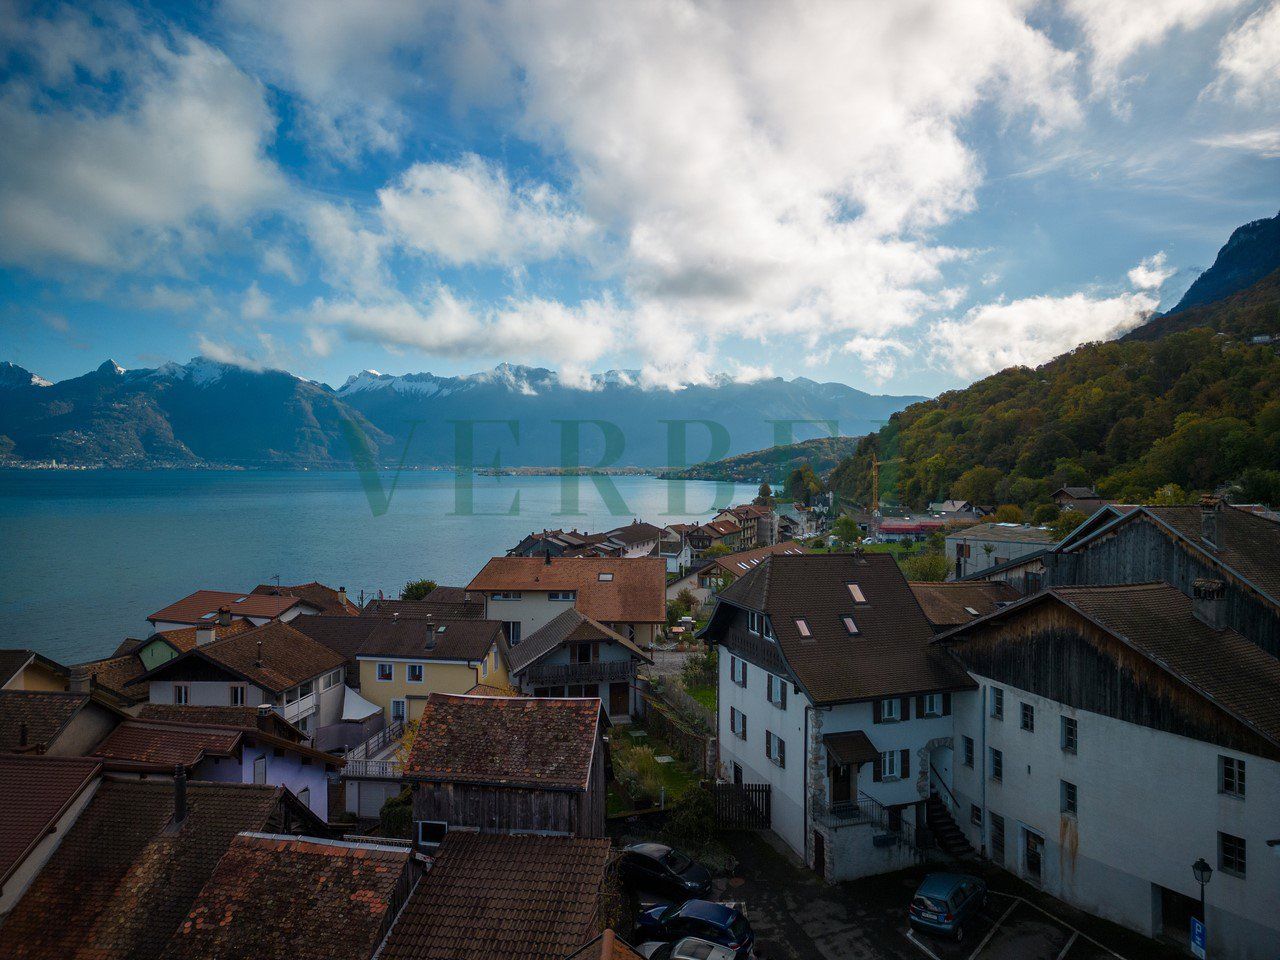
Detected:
left=639, top=937, right=739, bottom=960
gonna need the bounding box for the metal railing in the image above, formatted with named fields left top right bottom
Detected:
left=930, top=763, right=960, bottom=815
left=280, top=692, right=316, bottom=723
left=345, top=720, right=403, bottom=762
left=815, top=791, right=919, bottom=850
left=342, top=758, right=403, bottom=780
left=526, top=660, right=636, bottom=685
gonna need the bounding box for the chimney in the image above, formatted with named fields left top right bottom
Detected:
left=1192, top=578, right=1226, bottom=630
left=339, top=586, right=348, bottom=605
left=19, top=723, right=28, bottom=748
left=68, top=666, right=92, bottom=695
left=256, top=703, right=274, bottom=732
left=1200, top=496, right=1220, bottom=550
left=195, top=622, right=215, bottom=646
left=173, top=764, right=188, bottom=825
left=544, top=549, right=552, bottom=565
left=255, top=639, right=263, bottom=668
left=217, top=606, right=232, bottom=626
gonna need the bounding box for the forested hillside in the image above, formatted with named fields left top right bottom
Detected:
left=658, top=435, right=862, bottom=482
left=830, top=268, right=1280, bottom=511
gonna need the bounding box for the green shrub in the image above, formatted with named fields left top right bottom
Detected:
left=662, top=784, right=717, bottom=852
left=379, top=786, right=413, bottom=838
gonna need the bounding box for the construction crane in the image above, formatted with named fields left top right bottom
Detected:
left=869, top=452, right=902, bottom=512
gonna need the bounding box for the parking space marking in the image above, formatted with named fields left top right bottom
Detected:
left=1012, top=897, right=1125, bottom=960
left=967, top=897, right=1020, bottom=960
left=1054, top=932, right=1079, bottom=960
left=902, top=894, right=1130, bottom=960
left=905, top=929, right=944, bottom=960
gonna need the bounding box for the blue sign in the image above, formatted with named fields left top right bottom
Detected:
left=1190, top=917, right=1206, bottom=959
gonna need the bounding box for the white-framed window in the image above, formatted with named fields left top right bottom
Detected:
left=490, top=591, right=522, bottom=600
left=847, top=583, right=866, bottom=603
left=480, top=657, right=489, bottom=679
left=597, top=572, right=613, bottom=582
left=407, top=663, right=424, bottom=683
left=962, top=736, right=974, bottom=767
left=766, top=673, right=787, bottom=709
left=253, top=755, right=266, bottom=784
left=418, top=820, right=448, bottom=848
left=729, top=655, right=747, bottom=688
left=548, top=590, right=576, bottom=601
left=377, top=662, right=394, bottom=682
left=1219, top=832, right=1246, bottom=877
left=1020, top=701, right=1035, bottom=732
left=322, top=670, right=342, bottom=690
left=747, top=611, right=761, bottom=635
left=391, top=699, right=407, bottom=723
left=229, top=684, right=246, bottom=707
left=762, top=619, right=775, bottom=643
left=1061, top=716, right=1078, bottom=754
left=729, top=707, right=747, bottom=740
left=879, top=698, right=900, bottom=722
left=173, top=684, right=190, bottom=705
left=921, top=693, right=943, bottom=717
left=1219, top=756, right=1246, bottom=798
left=505, top=622, right=522, bottom=646
left=1060, top=780, right=1077, bottom=817
left=990, top=747, right=1003, bottom=782
left=990, top=686, right=1004, bottom=719
left=765, top=731, right=786, bottom=768
left=880, top=750, right=899, bottom=779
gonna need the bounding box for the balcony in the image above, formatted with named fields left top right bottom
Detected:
left=526, top=659, right=637, bottom=685
left=814, top=793, right=918, bottom=850
left=279, top=692, right=316, bottom=723
left=342, top=758, right=402, bottom=779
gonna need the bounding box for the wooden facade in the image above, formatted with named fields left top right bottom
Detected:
left=715, top=606, right=791, bottom=678
left=1047, top=514, right=1280, bottom=657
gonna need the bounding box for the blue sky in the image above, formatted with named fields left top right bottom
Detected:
left=1, top=0, right=1277, bottom=397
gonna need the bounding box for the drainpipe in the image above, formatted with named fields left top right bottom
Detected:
left=803, top=703, right=812, bottom=868
left=979, top=684, right=988, bottom=857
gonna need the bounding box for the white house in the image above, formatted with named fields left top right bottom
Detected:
left=703, top=552, right=975, bottom=881
left=944, top=523, right=1058, bottom=580
left=938, top=582, right=1280, bottom=960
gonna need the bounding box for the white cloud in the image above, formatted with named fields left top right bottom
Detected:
left=1206, top=1, right=1280, bottom=103
left=303, top=202, right=391, bottom=298
left=1127, top=251, right=1175, bottom=289
left=929, top=291, right=1158, bottom=379
left=241, top=282, right=272, bottom=320
left=1197, top=127, right=1280, bottom=157
left=0, top=6, right=285, bottom=271
left=261, top=244, right=302, bottom=283
left=378, top=155, right=591, bottom=266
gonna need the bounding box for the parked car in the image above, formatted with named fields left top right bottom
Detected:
left=638, top=936, right=738, bottom=960
left=908, top=873, right=988, bottom=942
left=620, top=842, right=712, bottom=899
left=636, top=900, right=754, bottom=959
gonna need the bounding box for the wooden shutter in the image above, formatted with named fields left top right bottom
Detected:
left=900, top=749, right=910, bottom=778
left=872, top=699, right=883, bottom=723
left=778, top=736, right=786, bottom=768
left=943, top=692, right=952, bottom=716
left=900, top=697, right=911, bottom=721
left=873, top=754, right=882, bottom=782
left=779, top=682, right=787, bottom=710
left=915, top=695, right=926, bottom=716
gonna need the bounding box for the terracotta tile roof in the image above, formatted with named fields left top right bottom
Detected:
left=251, top=581, right=361, bottom=615
left=467, top=556, right=666, bottom=623
left=136, top=704, right=306, bottom=740
left=0, top=755, right=101, bottom=890
left=909, top=581, right=1021, bottom=629
left=92, top=720, right=241, bottom=769
left=135, top=620, right=346, bottom=695
left=73, top=654, right=148, bottom=704
left=564, top=930, right=647, bottom=960
left=162, top=833, right=412, bottom=960
left=713, top=553, right=974, bottom=705
left=700, top=519, right=741, bottom=537
left=0, top=691, right=89, bottom=752
left=465, top=682, right=524, bottom=697
left=362, top=596, right=486, bottom=620
left=380, top=832, right=612, bottom=960
left=946, top=522, right=1058, bottom=544
left=708, top=540, right=808, bottom=580
left=0, top=779, right=294, bottom=960
left=405, top=693, right=602, bottom=790
left=509, top=608, right=651, bottom=676
left=425, top=585, right=475, bottom=603
left=151, top=618, right=256, bottom=653
left=147, top=590, right=309, bottom=626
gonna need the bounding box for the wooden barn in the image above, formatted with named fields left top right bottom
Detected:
left=404, top=692, right=608, bottom=844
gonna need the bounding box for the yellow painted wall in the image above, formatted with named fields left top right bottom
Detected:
left=4, top=662, right=66, bottom=692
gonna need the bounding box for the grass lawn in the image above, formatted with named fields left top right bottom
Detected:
left=609, top=726, right=700, bottom=815
left=686, top=683, right=716, bottom=713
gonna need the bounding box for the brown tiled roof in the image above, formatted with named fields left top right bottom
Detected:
left=467, top=556, right=666, bottom=623
left=134, top=620, right=345, bottom=695
left=0, top=755, right=101, bottom=889
left=74, top=654, right=148, bottom=704
left=822, top=730, right=879, bottom=766
left=163, top=833, right=412, bottom=960
left=93, top=720, right=241, bottom=769
left=606, top=521, right=664, bottom=546
left=405, top=693, right=602, bottom=790
left=251, top=581, right=361, bottom=616
left=465, top=682, right=524, bottom=697
left=362, top=597, right=486, bottom=620
left=380, top=832, right=611, bottom=960
left=564, top=930, right=647, bottom=960
left=946, top=522, right=1058, bottom=544
left=700, top=519, right=741, bottom=537
left=0, top=691, right=89, bottom=752
left=289, top=613, right=382, bottom=659
left=425, top=585, right=475, bottom=604
left=356, top=619, right=503, bottom=661
left=136, top=704, right=305, bottom=740
left=909, top=581, right=1021, bottom=629
left=147, top=590, right=309, bottom=625
left=708, top=540, right=808, bottom=580
left=0, top=779, right=295, bottom=960
left=713, top=553, right=974, bottom=705
left=509, top=608, right=651, bottom=675
left=150, top=618, right=256, bottom=653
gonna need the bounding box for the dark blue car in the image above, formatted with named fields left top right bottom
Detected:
left=908, top=873, right=988, bottom=942
left=636, top=900, right=754, bottom=958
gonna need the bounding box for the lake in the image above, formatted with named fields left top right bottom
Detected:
left=0, top=469, right=756, bottom=665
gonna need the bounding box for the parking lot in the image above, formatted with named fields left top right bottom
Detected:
left=904, top=893, right=1122, bottom=960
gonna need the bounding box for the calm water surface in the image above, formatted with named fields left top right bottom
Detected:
left=0, top=469, right=754, bottom=664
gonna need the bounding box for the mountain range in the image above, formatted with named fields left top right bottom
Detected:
left=0, top=358, right=922, bottom=469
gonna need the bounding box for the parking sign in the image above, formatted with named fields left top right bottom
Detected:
left=1190, top=917, right=1206, bottom=959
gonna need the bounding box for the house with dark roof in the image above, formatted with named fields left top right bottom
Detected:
left=937, top=582, right=1280, bottom=959
left=603, top=520, right=665, bottom=557
left=161, top=833, right=416, bottom=960
left=508, top=608, right=651, bottom=720
left=701, top=552, right=974, bottom=880
left=684, top=519, right=742, bottom=559
left=404, top=692, right=608, bottom=841
left=666, top=540, right=808, bottom=614
left=0, top=689, right=122, bottom=756
left=379, top=831, right=619, bottom=960
left=945, top=522, right=1059, bottom=579
left=0, top=650, right=67, bottom=692
left=128, top=619, right=349, bottom=740
left=146, top=589, right=321, bottom=632
left=467, top=555, right=666, bottom=650
left=361, top=592, right=485, bottom=620
left=0, top=776, right=323, bottom=959
left=909, top=581, right=1020, bottom=633
left=249, top=580, right=360, bottom=616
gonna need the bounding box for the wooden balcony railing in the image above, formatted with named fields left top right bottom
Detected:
left=526, top=660, right=636, bottom=685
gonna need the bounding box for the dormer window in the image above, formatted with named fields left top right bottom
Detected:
left=795, top=619, right=811, bottom=637
left=847, top=584, right=866, bottom=603
left=747, top=611, right=761, bottom=635
left=598, top=572, right=613, bottom=581
left=763, top=619, right=775, bottom=642
left=843, top=616, right=859, bottom=635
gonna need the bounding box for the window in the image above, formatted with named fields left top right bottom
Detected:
left=377, top=662, right=394, bottom=682
left=921, top=693, right=944, bottom=717
left=765, top=731, right=786, bottom=767
left=1060, top=780, right=1077, bottom=816
left=990, top=687, right=1004, bottom=720
left=229, top=684, right=246, bottom=707
left=970, top=804, right=982, bottom=826
left=407, top=663, right=424, bottom=683
left=490, top=591, right=522, bottom=600
left=1060, top=716, right=1078, bottom=754
left=729, top=707, right=747, bottom=740
left=880, top=750, right=900, bottom=780
left=842, top=616, right=859, bottom=635
left=597, top=573, right=613, bottom=582
left=1220, top=756, right=1246, bottom=798
left=766, top=674, right=787, bottom=709
left=990, top=813, right=1006, bottom=863
left=1219, top=832, right=1246, bottom=877
left=253, top=755, right=266, bottom=784
left=174, top=684, right=190, bottom=705
left=322, top=670, right=342, bottom=690
left=297, top=787, right=310, bottom=808
left=794, top=618, right=811, bottom=637
left=504, top=621, right=522, bottom=645
left=548, top=590, right=576, bottom=601
left=746, top=611, right=761, bottom=635
left=298, top=681, right=313, bottom=698
left=963, top=736, right=974, bottom=768
left=480, top=657, right=489, bottom=679
left=990, top=748, right=1003, bottom=782
left=1020, top=702, right=1034, bottom=732
left=762, top=619, right=775, bottom=642
left=847, top=583, right=866, bottom=603
left=729, top=655, right=747, bottom=688
left=878, top=698, right=901, bottom=722
left=391, top=699, right=407, bottom=723
left=418, top=820, right=448, bottom=848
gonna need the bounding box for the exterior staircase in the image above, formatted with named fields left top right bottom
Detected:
left=927, top=792, right=975, bottom=859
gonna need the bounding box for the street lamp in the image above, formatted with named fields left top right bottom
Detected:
left=1192, top=857, right=1212, bottom=956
